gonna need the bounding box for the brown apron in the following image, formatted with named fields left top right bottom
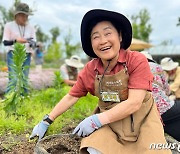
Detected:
left=80, top=66, right=171, bottom=154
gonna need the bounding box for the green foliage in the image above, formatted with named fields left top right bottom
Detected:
left=47, top=93, right=99, bottom=134
left=1, top=43, right=29, bottom=115
left=44, top=42, right=62, bottom=63
left=131, top=8, right=152, bottom=42
left=53, top=71, right=65, bottom=89
left=0, top=86, right=99, bottom=136
left=0, top=60, right=6, bottom=67
left=50, top=26, right=60, bottom=43
left=35, top=26, right=49, bottom=43
left=64, top=29, right=81, bottom=57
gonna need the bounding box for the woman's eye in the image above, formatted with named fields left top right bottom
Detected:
left=93, top=35, right=99, bottom=39
left=105, top=32, right=111, bottom=36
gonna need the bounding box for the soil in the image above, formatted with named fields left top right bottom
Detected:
left=35, top=134, right=81, bottom=154
left=0, top=126, right=81, bottom=154
left=0, top=126, right=180, bottom=154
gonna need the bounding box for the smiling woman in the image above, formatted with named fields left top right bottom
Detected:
left=30, top=9, right=171, bottom=154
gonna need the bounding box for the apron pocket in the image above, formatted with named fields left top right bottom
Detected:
left=109, top=97, right=152, bottom=142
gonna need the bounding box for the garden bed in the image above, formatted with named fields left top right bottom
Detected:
left=34, top=134, right=81, bottom=154
left=0, top=125, right=81, bottom=154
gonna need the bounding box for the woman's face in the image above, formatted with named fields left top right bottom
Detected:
left=91, top=21, right=122, bottom=61
left=15, top=13, right=28, bottom=26
left=167, top=69, right=176, bottom=76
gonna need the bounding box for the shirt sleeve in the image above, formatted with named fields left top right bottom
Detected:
left=127, top=52, right=153, bottom=91
left=2, top=23, right=11, bottom=41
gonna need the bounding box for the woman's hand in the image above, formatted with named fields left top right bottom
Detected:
left=16, top=37, right=27, bottom=43
left=72, top=114, right=102, bottom=137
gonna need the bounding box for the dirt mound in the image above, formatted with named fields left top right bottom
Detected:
left=34, top=134, right=81, bottom=154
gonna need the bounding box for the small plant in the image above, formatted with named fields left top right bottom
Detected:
left=1, top=43, right=29, bottom=115
left=53, top=71, right=65, bottom=89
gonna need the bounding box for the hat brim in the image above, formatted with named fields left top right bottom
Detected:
left=162, top=62, right=179, bottom=71
left=81, top=9, right=132, bottom=58
left=14, top=11, right=32, bottom=16
left=65, top=59, right=84, bottom=68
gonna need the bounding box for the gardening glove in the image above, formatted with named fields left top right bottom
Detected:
left=30, top=121, right=50, bottom=141
left=30, top=115, right=53, bottom=141
left=72, top=114, right=102, bottom=137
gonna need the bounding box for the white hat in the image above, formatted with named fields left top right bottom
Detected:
left=65, top=55, right=84, bottom=68
left=160, top=57, right=179, bottom=71
left=141, top=51, right=155, bottom=62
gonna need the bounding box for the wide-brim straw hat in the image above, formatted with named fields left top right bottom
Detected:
left=160, top=57, right=179, bottom=71
left=65, top=55, right=84, bottom=68
left=81, top=9, right=132, bottom=58
left=14, top=3, right=32, bottom=16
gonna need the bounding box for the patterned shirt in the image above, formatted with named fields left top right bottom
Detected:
left=149, top=62, right=174, bottom=115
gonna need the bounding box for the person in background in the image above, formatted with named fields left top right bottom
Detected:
left=35, top=42, right=44, bottom=72
left=60, top=55, right=84, bottom=86
left=160, top=57, right=180, bottom=103
left=2, top=2, right=36, bottom=93
left=30, top=9, right=170, bottom=154
left=141, top=51, right=180, bottom=141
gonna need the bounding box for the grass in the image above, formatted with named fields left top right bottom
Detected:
left=0, top=86, right=99, bottom=136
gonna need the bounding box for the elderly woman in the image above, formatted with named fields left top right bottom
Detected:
left=30, top=9, right=170, bottom=154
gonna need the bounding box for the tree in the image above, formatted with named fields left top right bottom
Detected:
left=35, top=25, right=49, bottom=43
left=50, top=26, right=60, bottom=43
left=64, top=29, right=81, bottom=57
left=131, top=9, right=152, bottom=42
left=44, top=42, right=62, bottom=63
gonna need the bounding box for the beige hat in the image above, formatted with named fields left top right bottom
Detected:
left=141, top=51, right=155, bottom=62
left=14, top=3, right=32, bottom=16
left=65, top=55, right=84, bottom=68
left=160, top=57, right=179, bottom=71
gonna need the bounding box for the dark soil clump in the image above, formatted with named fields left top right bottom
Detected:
left=34, top=125, right=81, bottom=154
left=35, top=134, right=81, bottom=154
